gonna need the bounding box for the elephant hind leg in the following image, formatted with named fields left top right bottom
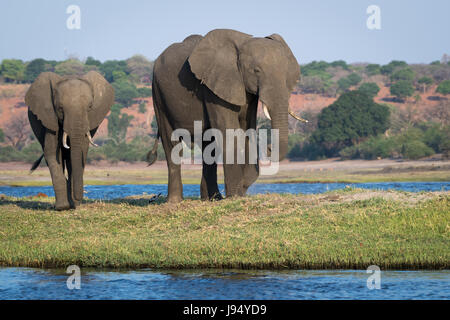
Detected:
left=153, top=82, right=183, bottom=203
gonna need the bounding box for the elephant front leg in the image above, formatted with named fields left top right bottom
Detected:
left=44, top=131, right=70, bottom=210
left=201, top=162, right=223, bottom=200
left=200, top=140, right=222, bottom=201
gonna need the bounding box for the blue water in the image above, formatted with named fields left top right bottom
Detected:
left=0, top=268, right=448, bottom=300
left=0, top=182, right=448, bottom=199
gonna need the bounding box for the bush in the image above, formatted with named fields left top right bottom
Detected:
left=0, top=146, right=22, bottom=162
left=339, top=135, right=397, bottom=160
left=402, top=140, right=434, bottom=159
left=436, top=80, right=450, bottom=95
left=422, top=123, right=448, bottom=152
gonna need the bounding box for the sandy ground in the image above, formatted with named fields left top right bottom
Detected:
left=0, top=158, right=449, bottom=186
left=1, top=157, right=448, bottom=171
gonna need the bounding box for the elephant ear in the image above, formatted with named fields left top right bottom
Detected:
left=188, top=29, right=252, bottom=106
left=82, top=71, right=114, bottom=130
left=265, top=34, right=300, bottom=91
left=25, top=72, right=62, bottom=133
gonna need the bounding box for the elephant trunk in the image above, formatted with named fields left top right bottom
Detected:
left=68, top=130, right=85, bottom=202
left=270, top=109, right=289, bottom=161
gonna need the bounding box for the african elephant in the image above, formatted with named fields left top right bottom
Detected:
left=147, top=29, right=306, bottom=203
left=25, top=71, right=114, bottom=210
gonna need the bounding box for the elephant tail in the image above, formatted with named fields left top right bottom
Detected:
left=30, top=153, right=44, bottom=173
left=146, top=132, right=159, bottom=166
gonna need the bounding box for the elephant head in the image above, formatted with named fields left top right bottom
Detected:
left=25, top=71, right=114, bottom=201
left=188, top=29, right=305, bottom=160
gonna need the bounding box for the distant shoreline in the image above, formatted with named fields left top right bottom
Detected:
left=1, top=159, right=449, bottom=186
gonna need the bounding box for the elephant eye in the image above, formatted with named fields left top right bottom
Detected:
left=254, top=68, right=261, bottom=74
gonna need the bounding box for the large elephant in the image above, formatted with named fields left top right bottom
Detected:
left=25, top=71, right=114, bottom=210
left=148, top=29, right=305, bottom=203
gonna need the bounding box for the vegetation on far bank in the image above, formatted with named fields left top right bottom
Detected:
left=0, top=189, right=448, bottom=270
left=1, top=56, right=449, bottom=164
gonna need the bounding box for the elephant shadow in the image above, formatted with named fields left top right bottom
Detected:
left=0, top=195, right=202, bottom=211
left=0, top=198, right=55, bottom=210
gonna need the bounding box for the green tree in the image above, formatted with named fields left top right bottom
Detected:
left=100, top=60, right=128, bottom=82
left=380, top=60, right=407, bottom=75
left=138, top=102, right=147, bottom=114
left=390, top=80, right=415, bottom=100
left=311, top=91, right=390, bottom=156
left=54, top=59, right=84, bottom=76
left=329, top=60, right=348, bottom=70
left=137, top=87, right=152, bottom=97
left=365, top=64, right=381, bottom=75
left=107, top=104, right=134, bottom=143
left=299, top=76, right=329, bottom=94
left=112, top=70, right=127, bottom=82
left=112, top=79, right=139, bottom=107
left=337, top=77, right=351, bottom=92
left=24, top=58, right=47, bottom=82
left=0, top=128, right=4, bottom=142
left=337, top=73, right=362, bottom=92
left=358, top=82, right=380, bottom=98
left=85, top=56, right=102, bottom=67
left=1, top=59, right=25, bottom=82
left=390, top=68, right=415, bottom=82
left=436, top=80, right=450, bottom=95
left=126, top=55, right=153, bottom=83
left=347, top=73, right=362, bottom=86
left=418, top=76, right=433, bottom=93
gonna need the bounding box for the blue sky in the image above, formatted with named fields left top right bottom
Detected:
left=0, top=0, right=449, bottom=64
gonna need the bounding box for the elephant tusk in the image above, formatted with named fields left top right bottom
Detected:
left=289, top=109, right=308, bottom=123
left=86, top=131, right=99, bottom=147
left=62, top=132, right=70, bottom=149
left=262, top=103, right=271, bottom=120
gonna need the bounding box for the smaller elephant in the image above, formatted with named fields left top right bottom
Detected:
left=25, top=71, right=114, bottom=210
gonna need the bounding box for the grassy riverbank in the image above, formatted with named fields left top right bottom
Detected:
left=0, top=189, right=448, bottom=269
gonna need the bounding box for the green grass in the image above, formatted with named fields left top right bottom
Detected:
left=0, top=189, right=448, bottom=270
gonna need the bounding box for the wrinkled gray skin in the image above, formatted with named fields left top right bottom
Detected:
left=149, top=29, right=301, bottom=203
left=25, top=71, right=114, bottom=210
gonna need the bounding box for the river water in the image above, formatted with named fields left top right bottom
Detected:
left=0, top=268, right=449, bottom=300
left=0, top=181, right=448, bottom=199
